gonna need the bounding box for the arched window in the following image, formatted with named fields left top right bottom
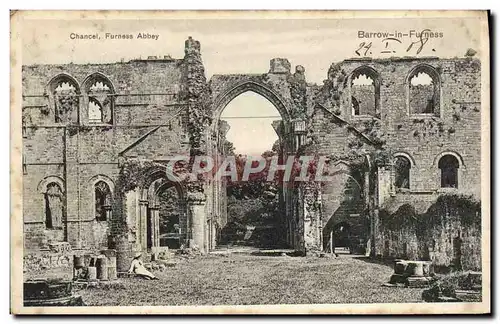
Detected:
left=45, top=182, right=64, bottom=229
left=95, top=181, right=112, bottom=221
left=48, top=75, right=80, bottom=124
left=438, top=155, right=460, bottom=188
left=394, top=156, right=411, bottom=189
left=408, top=65, right=440, bottom=115
left=83, top=74, right=114, bottom=124
left=350, top=67, right=380, bottom=117
left=88, top=97, right=103, bottom=123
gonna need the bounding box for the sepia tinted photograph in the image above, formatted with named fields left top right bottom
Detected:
left=10, top=10, right=490, bottom=314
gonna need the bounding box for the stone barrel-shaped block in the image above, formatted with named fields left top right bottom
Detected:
left=96, top=255, right=108, bottom=281
left=116, top=236, right=135, bottom=273
left=394, top=260, right=409, bottom=274
left=87, top=266, right=97, bottom=281
left=394, top=260, right=433, bottom=277
left=101, top=249, right=118, bottom=280
left=108, top=265, right=117, bottom=281
left=406, top=261, right=433, bottom=277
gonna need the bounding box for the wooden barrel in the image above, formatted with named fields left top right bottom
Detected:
left=115, top=236, right=133, bottom=273
left=96, top=255, right=109, bottom=281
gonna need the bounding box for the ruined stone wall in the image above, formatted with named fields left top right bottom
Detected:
left=351, top=85, right=376, bottom=116
left=23, top=243, right=74, bottom=281
left=22, top=59, right=190, bottom=251
left=337, top=58, right=480, bottom=194
left=309, top=57, right=481, bottom=254
left=377, top=193, right=481, bottom=271
left=409, top=84, right=435, bottom=114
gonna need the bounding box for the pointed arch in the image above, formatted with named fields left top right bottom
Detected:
left=406, top=64, right=441, bottom=116
left=47, top=73, right=81, bottom=123
left=37, top=176, right=65, bottom=194
left=47, top=73, right=80, bottom=95
left=212, top=80, right=291, bottom=132
left=82, top=72, right=115, bottom=124
left=82, top=72, right=116, bottom=93
left=349, top=65, right=381, bottom=118
left=141, top=168, right=186, bottom=205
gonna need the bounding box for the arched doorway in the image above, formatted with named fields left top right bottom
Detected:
left=149, top=184, right=185, bottom=249
left=322, top=168, right=369, bottom=255
left=332, top=221, right=352, bottom=253
left=211, top=81, right=292, bottom=250
left=140, top=170, right=187, bottom=252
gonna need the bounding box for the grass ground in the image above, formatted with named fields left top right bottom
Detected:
left=77, top=253, right=424, bottom=306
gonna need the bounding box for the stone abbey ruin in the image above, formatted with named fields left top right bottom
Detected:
left=22, top=37, right=482, bottom=277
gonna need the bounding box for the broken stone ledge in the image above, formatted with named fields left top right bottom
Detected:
left=422, top=271, right=482, bottom=303
left=383, top=259, right=436, bottom=288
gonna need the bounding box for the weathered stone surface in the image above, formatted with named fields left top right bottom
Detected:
left=24, top=279, right=84, bottom=306
left=407, top=276, right=434, bottom=288
left=22, top=36, right=482, bottom=262
left=24, top=250, right=74, bottom=281
left=269, top=58, right=291, bottom=74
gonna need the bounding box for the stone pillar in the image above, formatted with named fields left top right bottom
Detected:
left=115, top=234, right=133, bottom=273
left=302, top=185, right=322, bottom=254
left=138, top=200, right=148, bottom=251
left=123, top=189, right=138, bottom=243
left=377, top=166, right=392, bottom=206
left=372, top=166, right=390, bottom=258
left=292, top=119, right=306, bottom=152
left=210, top=219, right=217, bottom=251
left=64, top=128, right=81, bottom=248
left=188, top=195, right=207, bottom=253
left=149, top=207, right=160, bottom=249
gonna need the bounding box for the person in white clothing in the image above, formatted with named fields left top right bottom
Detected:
left=128, top=252, right=159, bottom=280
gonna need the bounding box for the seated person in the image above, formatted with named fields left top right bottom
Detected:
left=128, top=252, right=159, bottom=280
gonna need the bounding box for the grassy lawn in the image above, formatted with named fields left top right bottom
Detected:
left=77, top=253, right=424, bottom=306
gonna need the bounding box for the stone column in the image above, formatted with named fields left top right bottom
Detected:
left=154, top=210, right=160, bottom=248
left=64, top=128, right=81, bottom=248
left=188, top=195, right=207, bottom=253
left=149, top=206, right=160, bottom=249
left=302, top=185, right=322, bottom=254
left=138, top=200, right=148, bottom=251
left=377, top=166, right=392, bottom=206
left=292, top=119, right=306, bottom=152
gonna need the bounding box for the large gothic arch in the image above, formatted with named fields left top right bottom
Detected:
left=211, top=80, right=292, bottom=133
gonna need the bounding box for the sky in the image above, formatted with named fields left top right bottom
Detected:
left=220, top=92, right=281, bottom=155
left=20, top=13, right=484, bottom=155
left=22, top=15, right=483, bottom=84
